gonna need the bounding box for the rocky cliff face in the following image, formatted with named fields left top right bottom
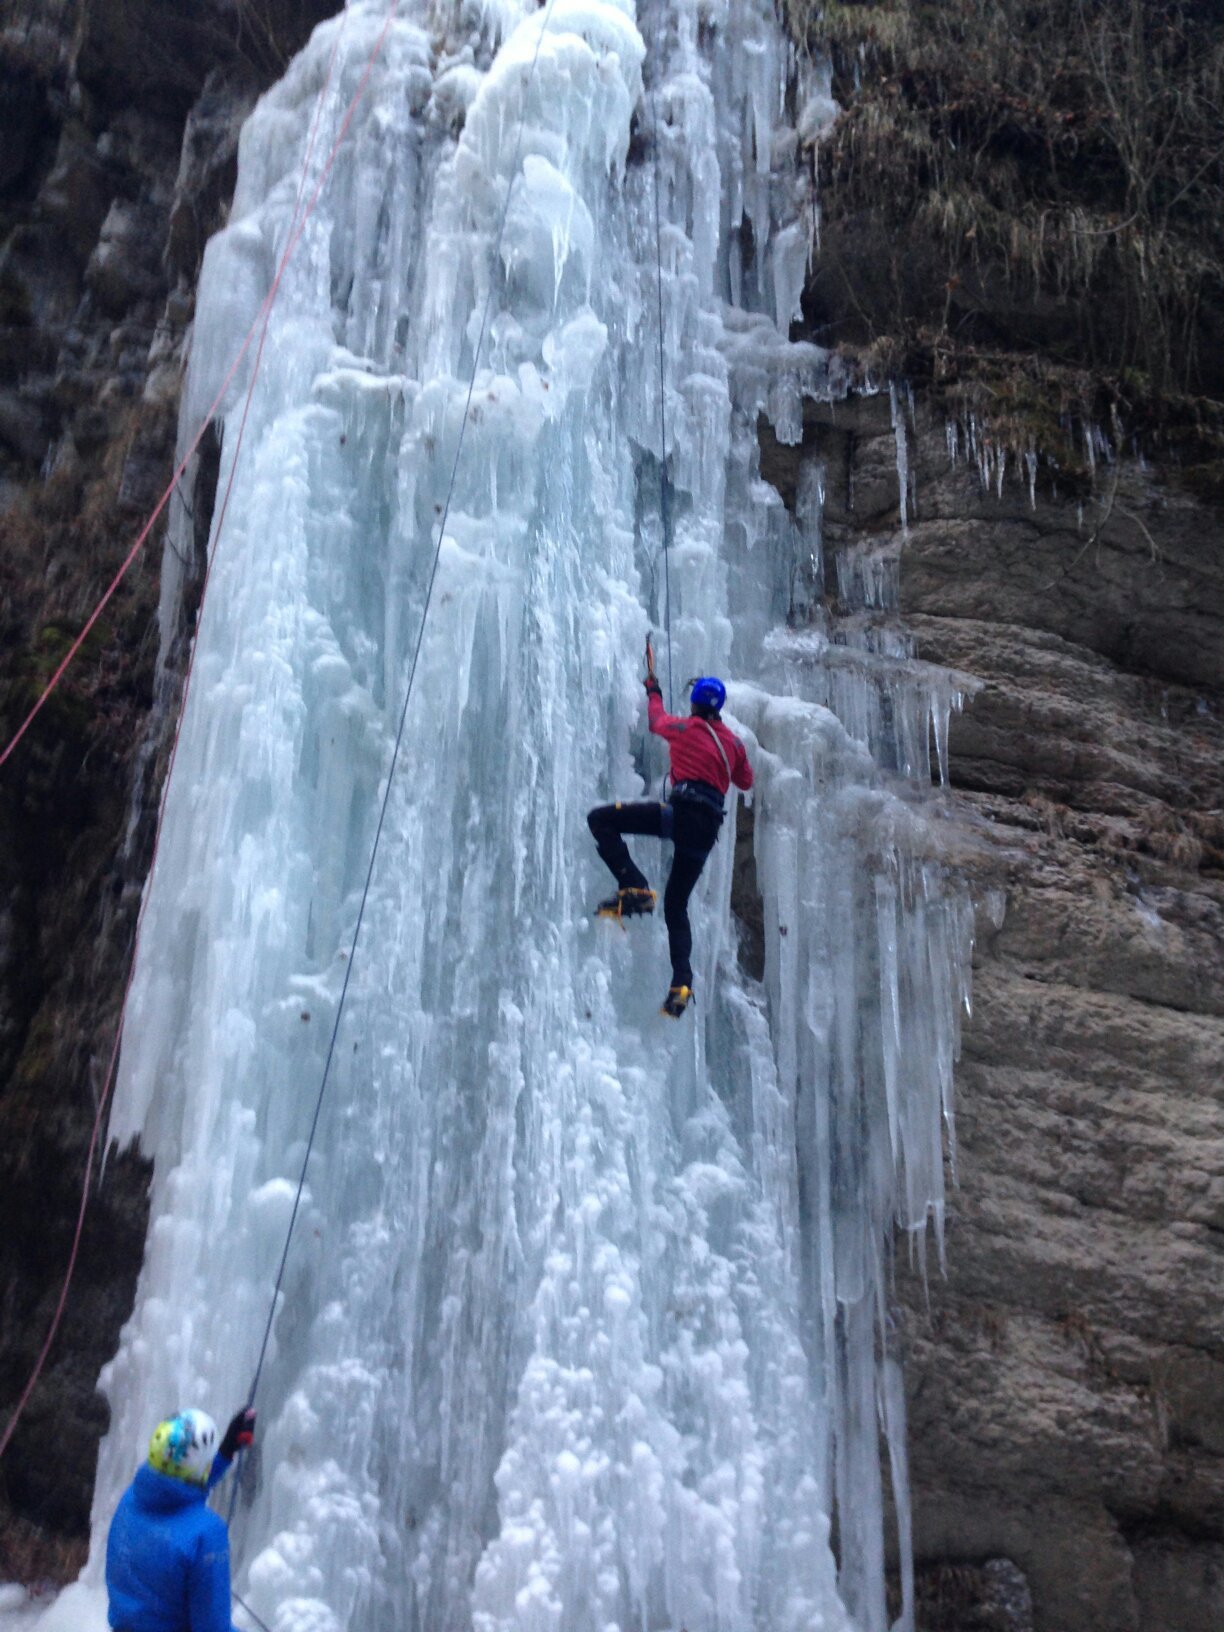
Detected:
left=1, top=5, right=1221, bottom=1630
left=0, top=0, right=331, bottom=1580
left=903, top=429, right=1223, bottom=1632
left=762, top=394, right=1223, bottom=1632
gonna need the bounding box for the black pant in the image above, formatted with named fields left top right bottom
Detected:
left=587, top=795, right=723, bottom=988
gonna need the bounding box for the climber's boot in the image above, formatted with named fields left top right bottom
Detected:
left=661, top=984, right=693, bottom=1019
left=595, top=887, right=657, bottom=926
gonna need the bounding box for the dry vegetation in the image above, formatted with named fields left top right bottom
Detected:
left=0, top=410, right=165, bottom=757
left=786, top=0, right=1224, bottom=469
left=0, top=1512, right=87, bottom=1597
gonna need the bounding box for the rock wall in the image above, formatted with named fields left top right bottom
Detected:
left=763, top=394, right=1224, bottom=1632
left=0, top=0, right=331, bottom=1580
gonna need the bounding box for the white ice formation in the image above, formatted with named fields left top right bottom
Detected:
left=17, top=4, right=982, bottom=1631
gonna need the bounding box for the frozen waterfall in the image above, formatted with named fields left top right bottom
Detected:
left=17, top=3, right=980, bottom=1630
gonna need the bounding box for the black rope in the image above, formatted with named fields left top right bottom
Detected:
left=229, top=0, right=564, bottom=1505
left=650, top=94, right=675, bottom=711
left=232, top=1589, right=274, bottom=1632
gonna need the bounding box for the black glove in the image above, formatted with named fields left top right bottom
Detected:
left=644, top=675, right=662, bottom=697
left=220, top=1407, right=256, bottom=1461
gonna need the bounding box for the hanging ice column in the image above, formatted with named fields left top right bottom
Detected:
left=57, top=3, right=981, bottom=1632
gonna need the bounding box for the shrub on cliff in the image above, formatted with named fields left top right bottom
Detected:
left=786, top=0, right=1224, bottom=451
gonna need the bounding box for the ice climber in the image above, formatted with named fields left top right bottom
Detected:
left=106, top=1405, right=256, bottom=1632
left=588, top=642, right=753, bottom=1018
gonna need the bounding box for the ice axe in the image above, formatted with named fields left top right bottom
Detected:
left=645, top=633, right=657, bottom=684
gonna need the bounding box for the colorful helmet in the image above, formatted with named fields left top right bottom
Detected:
left=690, top=676, right=726, bottom=712
left=148, top=1409, right=218, bottom=1485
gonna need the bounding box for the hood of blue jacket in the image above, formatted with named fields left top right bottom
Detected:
left=131, top=1462, right=208, bottom=1514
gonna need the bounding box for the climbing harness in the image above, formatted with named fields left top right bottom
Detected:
left=650, top=94, right=674, bottom=711
left=670, top=777, right=724, bottom=818
left=0, top=0, right=381, bottom=1467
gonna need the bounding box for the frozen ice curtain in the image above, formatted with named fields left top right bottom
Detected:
left=63, top=6, right=978, bottom=1632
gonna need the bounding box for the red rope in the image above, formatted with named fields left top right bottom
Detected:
left=0, top=2, right=395, bottom=774
left=207, top=5, right=351, bottom=574
left=0, top=0, right=399, bottom=1467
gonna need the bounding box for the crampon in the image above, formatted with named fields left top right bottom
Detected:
left=595, top=887, right=656, bottom=926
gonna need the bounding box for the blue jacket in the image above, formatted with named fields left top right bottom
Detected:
left=106, top=1457, right=236, bottom=1632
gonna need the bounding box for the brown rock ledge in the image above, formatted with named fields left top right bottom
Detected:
left=761, top=389, right=1223, bottom=1632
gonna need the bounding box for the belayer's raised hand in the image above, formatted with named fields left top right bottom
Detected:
left=220, top=1407, right=257, bottom=1461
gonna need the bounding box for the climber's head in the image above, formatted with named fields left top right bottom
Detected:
left=689, top=676, right=726, bottom=720
left=148, top=1409, right=218, bottom=1485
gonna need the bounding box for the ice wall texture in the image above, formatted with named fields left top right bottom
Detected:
left=83, top=4, right=976, bottom=1631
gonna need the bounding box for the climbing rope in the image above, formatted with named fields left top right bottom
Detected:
left=0, top=0, right=389, bottom=1468
left=0, top=5, right=389, bottom=774
left=237, top=0, right=563, bottom=1436
left=650, top=91, right=674, bottom=711
left=232, top=1591, right=274, bottom=1632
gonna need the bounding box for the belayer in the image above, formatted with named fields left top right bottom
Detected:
left=587, top=638, right=753, bottom=1017
left=106, top=1405, right=256, bottom=1632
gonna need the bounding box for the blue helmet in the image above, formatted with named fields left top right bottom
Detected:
left=690, top=676, right=726, bottom=713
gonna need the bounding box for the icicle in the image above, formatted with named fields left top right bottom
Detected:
left=881, top=1353, right=915, bottom=1632
left=889, top=382, right=909, bottom=534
